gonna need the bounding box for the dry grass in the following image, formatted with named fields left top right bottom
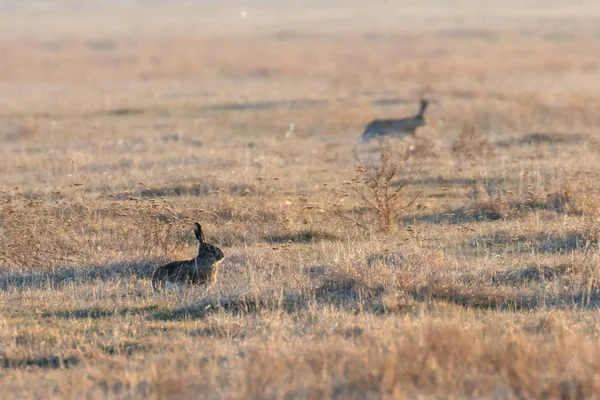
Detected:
left=3, top=1, right=600, bottom=398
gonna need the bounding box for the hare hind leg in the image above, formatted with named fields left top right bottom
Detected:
left=151, top=266, right=167, bottom=291
left=166, top=280, right=184, bottom=292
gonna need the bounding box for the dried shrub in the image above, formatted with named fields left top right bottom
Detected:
left=350, top=139, right=421, bottom=232
left=316, top=140, right=421, bottom=233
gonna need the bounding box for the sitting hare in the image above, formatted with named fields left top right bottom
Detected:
left=152, top=222, right=224, bottom=291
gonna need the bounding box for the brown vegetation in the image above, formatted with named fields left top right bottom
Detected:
left=2, top=1, right=600, bottom=398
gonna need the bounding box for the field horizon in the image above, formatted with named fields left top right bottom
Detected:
left=2, top=1, right=600, bottom=399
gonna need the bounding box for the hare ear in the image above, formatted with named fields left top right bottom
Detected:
left=193, top=223, right=205, bottom=243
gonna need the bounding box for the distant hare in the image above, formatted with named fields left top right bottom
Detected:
left=152, top=222, right=225, bottom=291
left=361, top=99, right=428, bottom=143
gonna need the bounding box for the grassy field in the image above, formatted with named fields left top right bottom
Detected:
left=3, top=1, right=600, bottom=398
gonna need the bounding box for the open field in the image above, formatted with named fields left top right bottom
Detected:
left=3, top=1, right=600, bottom=398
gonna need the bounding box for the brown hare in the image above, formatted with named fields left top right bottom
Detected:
left=361, top=99, right=428, bottom=143
left=152, top=222, right=224, bottom=291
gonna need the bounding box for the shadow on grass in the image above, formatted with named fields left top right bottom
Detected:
left=42, top=305, right=160, bottom=320
left=407, top=193, right=582, bottom=226
left=466, top=230, right=598, bottom=255
left=107, top=181, right=254, bottom=200
left=2, top=354, right=80, bottom=370
left=38, top=262, right=600, bottom=324
left=150, top=277, right=386, bottom=321
left=410, top=284, right=540, bottom=311
left=408, top=283, right=600, bottom=311
left=101, top=341, right=152, bottom=357
left=408, top=261, right=599, bottom=311
left=371, top=97, right=413, bottom=107
left=0, top=260, right=158, bottom=291
left=150, top=272, right=600, bottom=322
left=490, top=264, right=570, bottom=285
left=265, top=230, right=339, bottom=244
left=88, top=99, right=328, bottom=119
left=149, top=293, right=308, bottom=321
left=510, top=197, right=570, bottom=214
left=200, top=98, right=328, bottom=112
left=401, top=204, right=505, bottom=225
left=409, top=176, right=506, bottom=187
left=457, top=264, right=570, bottom=287
left=496, top=132, right=589, bottom=148
left=436, top=28, right=498, bottom=40
left=104, top=107, right=145, bottom=116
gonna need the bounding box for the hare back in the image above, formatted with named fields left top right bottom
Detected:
left=151, top=264, right=170, bottom=290
left=152, top=259, right=219, bottom=288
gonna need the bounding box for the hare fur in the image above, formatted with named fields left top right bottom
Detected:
left=152, top=222, right=224, bottom=290
left=361, top=99, right=428, bottom=143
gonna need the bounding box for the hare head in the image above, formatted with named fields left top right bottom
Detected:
left=193, top=222, right=225, bottom=261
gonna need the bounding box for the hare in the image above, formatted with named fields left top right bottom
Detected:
left=361, top=99, right=428, bottom=143
left=152, top=222, right=224, bottom=291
